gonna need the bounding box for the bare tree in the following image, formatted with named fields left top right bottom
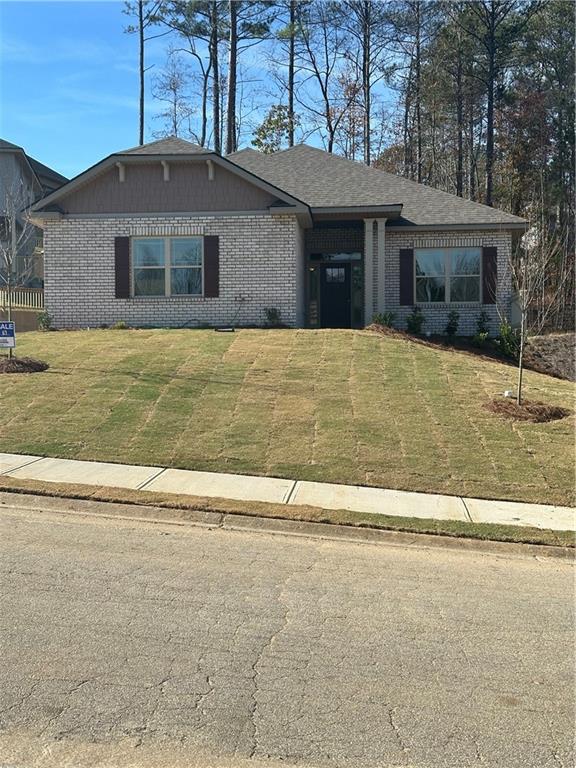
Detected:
left=509, top=222, right=571, bottom=405
left=294, top=1, right=356, bottom=153
left=151, top=53, right=195, bottom=136
left=0, top=181, right=36, bottom=358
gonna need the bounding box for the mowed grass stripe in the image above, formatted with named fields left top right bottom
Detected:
left=1, top=328, right=573, bottom=506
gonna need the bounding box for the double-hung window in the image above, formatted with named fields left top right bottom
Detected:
left=415, top=247, right=481, bottom=304
left=132, top=237, right=203, bottom=297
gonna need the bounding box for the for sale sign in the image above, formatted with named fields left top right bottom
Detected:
left=0, top=322, right=15, bottom=349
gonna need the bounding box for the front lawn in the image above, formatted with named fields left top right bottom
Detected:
left=1, top=328, right=574, bottom=506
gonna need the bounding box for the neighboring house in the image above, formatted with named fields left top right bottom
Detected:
left=29, top=137, right=526, bottom=333
left=0, top=139, right=67, bottom=287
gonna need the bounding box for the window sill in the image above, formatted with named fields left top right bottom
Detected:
left=415, top=302, right=483, bottom=308
left=129, top=295, right=208, bottom=301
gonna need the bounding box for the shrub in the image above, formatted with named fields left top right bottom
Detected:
left=37, top=310, right=52, bottom=332
left=406, top=306, right=425, bottom=335
left=472, top=331, right=490, bottom=348
left=444, top=310, right=459, bottom=338
left=372, top=311, right=396, bottom=327
left=476, top=310, right=490, bottom=336
left=111, top=320, right=128, bottom=330
left=263, top=307, right=282, bottom=327
left=497, top=320, right=520, bottom=359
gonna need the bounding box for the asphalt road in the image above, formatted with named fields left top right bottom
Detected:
left=0, top=501, right=573, bottom=768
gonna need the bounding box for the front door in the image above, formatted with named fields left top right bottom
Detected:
left=320, top=264, right=351, bottom=328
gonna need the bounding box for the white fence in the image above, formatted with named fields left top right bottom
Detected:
left=0, top=288, right=44, bottom=310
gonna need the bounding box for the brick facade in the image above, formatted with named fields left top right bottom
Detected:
left=43, top=213, right=514, bottom=335
left=382, top=229, right=513, bottom=335
left=44, top=214, right=301, bottom=329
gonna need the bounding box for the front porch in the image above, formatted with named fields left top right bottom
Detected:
left=304, top=218, right=386, bottom=329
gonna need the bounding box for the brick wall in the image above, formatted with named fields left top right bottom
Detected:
left=382, top=229, right=513, bottom=335
left=44, top=214, right=300, bottom=329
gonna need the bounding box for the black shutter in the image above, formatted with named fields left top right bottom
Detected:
left=399, top=248, right=414, bottom=305
left=482, top=246, right=497, bottom=304
left=204, top=235, right=219, bottom=298
left=114, top=237, right=130, bottom=299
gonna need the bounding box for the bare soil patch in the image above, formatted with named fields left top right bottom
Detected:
left=485, top=397, right=571, bottom=423
left=0, top=356, right=49, bottom=374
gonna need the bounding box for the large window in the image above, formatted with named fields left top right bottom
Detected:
left=415, top=247, right=481, bottom=303
left=132, top=237, right=203, bottom=297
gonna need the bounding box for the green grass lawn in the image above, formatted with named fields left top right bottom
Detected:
left=1, top=328, right=574, bottom=506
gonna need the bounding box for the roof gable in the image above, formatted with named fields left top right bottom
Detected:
left=30, top=138, right=310, bottom=220
left=117, top=136, right=209, bottom=155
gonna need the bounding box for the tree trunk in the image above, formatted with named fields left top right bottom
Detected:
left=403, top=59, right=413, bottom=178
left=288, top=0, right=296, bottom=147
left=456, top=55, right=464, bottom=197
left=226, top=0, right=237, bottom=154
left=138, top=0, right=145, bottom=145
left=468, top=95, right=476, bottom=201
left=517, top=307, right=526, bottom=406
left=211, top=1, right=221, bottom=153
left=363, top=0, right=371, bottom=166
left=484, top=6, right=496, bottom=207
left=414, top=0, right=422, bottom=183
left=200, top=66, right=209, bottom=146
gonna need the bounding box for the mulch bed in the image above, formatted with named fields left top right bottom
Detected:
left=0, top=356, right=49, bottom=374
left=368, top=324, right=575, bottom=381
left=366, top=324, right=513, bottom=365
left=485, top=397, right=571, bottom=423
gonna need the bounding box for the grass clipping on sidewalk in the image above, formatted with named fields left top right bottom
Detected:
left=0, top=475, right=573, bottom=549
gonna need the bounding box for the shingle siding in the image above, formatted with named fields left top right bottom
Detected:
left=44, top=214, right=300, bottom=329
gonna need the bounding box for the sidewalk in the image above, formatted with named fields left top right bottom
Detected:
left=0, top=452, right=573, bottom=532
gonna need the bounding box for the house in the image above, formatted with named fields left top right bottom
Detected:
left=0, top=139, right=67, bottom=287
left=29, top=137, right=526, bottom=333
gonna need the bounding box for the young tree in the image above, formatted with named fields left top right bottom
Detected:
left=509, top=223, right=571, bottom=405
left=0, top=181, right=36, bottom=358
left=252, top=104, right=298, bottom=153
left=151, top=52, right=195, bottom=137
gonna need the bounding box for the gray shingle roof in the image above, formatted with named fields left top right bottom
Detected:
left=118, top=137, right=209, bottom=155
left=228, top=144, right=526, bottom=227
left=0, top=137, right=68, bottom=192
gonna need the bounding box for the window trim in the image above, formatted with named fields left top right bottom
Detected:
left=414, top=246, right=482, bottom=305
left=131, top=235, right=204, bottom=298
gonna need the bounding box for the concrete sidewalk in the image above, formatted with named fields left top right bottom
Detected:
left=0, top=452, right=573, bottom=532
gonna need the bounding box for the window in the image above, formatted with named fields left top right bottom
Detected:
left=415, top=247, right=481, bottom=303
left=325, top=267, right=346, bottom=283
left=132, top=237, right=203, bottom=297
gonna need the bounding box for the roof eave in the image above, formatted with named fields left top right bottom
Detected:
left=385, top=221, right=528, bottom=232
left=311, top=204, right=403, bottom=221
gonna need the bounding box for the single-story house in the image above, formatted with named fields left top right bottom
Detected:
left=29, top=137, right=526, bottom=333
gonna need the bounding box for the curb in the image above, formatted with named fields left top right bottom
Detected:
left=1, top=490, right=573, bottom=561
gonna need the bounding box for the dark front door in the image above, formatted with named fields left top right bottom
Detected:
left=320, top=264, right=351, bottom=328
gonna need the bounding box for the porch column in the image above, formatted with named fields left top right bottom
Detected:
left=363, top=218, right=375, bottom=324
left=376, top=218, right=387, bottom=314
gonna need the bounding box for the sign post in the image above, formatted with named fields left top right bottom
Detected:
left=0, top=322, right=16, bottom=357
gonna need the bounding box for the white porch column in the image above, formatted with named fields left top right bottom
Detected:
left=376, top=218, right=387, bottom=314
left=363, top=218, right=375, bottom=324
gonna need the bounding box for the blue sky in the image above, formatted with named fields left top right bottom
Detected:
left=1, top=1, right=397, bottom=180
left=0, top=1, right=168, bottom=178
